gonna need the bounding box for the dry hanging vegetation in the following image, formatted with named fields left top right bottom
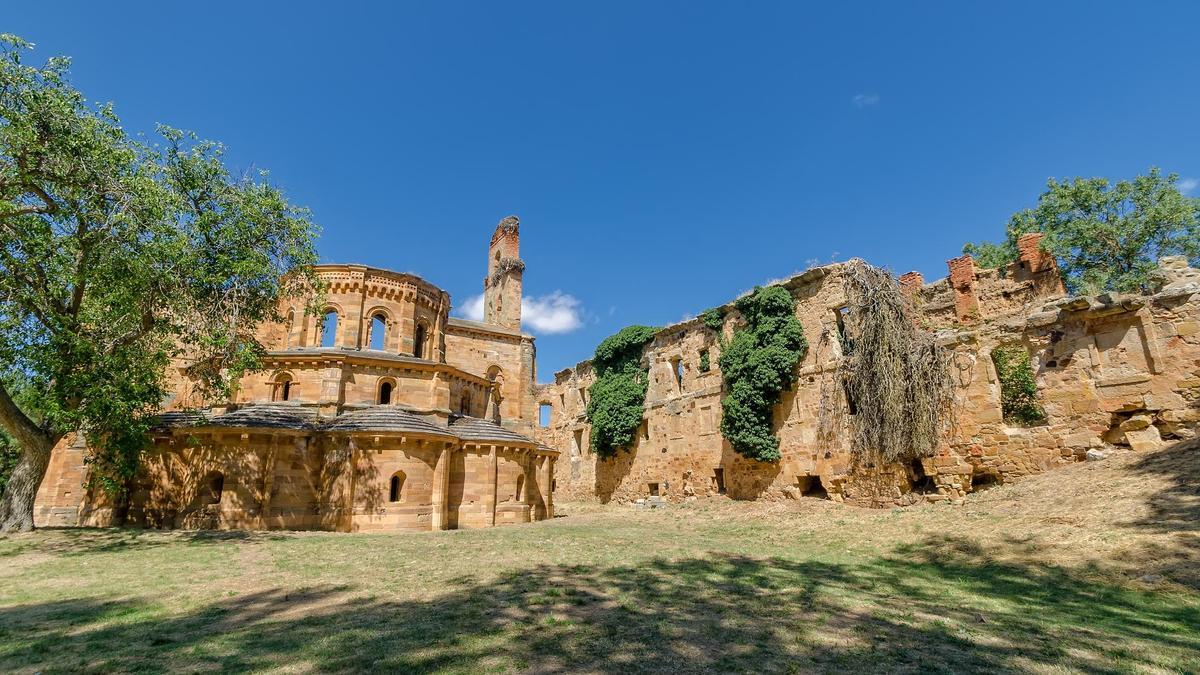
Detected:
left=822, top=260, right=957, bottom=465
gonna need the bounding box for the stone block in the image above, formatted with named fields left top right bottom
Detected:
left=1124, top=426, right=1164, bottom=452
left=1119, top=414, right=1152, bottom=431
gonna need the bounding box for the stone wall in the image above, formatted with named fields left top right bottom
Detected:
left=536, top=239, right=1200, bottom=508
left=66, top=430, right=555, bottom=533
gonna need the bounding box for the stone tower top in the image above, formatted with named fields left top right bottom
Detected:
left=484, top=215, right=524, bottom=330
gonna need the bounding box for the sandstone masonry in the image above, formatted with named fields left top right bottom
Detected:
left=535, top=234, right=1200, bottom=507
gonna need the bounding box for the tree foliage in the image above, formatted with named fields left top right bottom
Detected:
left=585, top=325, right=657, bottom=458
left=991, top=346, right=1046, bottom=426
left=717, top=286, right=808, bottom=463
left=964, top=168, right=1200, bottom=294
left=0, top=34, right=320, bottom=531
left=823, top=261, right=956, bottom=465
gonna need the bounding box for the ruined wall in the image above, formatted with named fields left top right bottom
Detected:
left=537, top=237, right=1200, bottom=507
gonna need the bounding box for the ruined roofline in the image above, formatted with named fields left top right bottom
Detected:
left=545, top=236, right=1074, bottom=382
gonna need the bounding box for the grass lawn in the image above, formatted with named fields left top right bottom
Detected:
left=1, top=443, right=1198, bottom=673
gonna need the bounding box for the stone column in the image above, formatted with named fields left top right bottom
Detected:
left=486, top=445, right=498, bottom=527
left=543, top=456, right=554, bottom=519
left=430, top=442, right=452, bottom=531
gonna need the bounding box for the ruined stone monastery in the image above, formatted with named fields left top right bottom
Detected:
left=34, top=216, right=1200, bottom=530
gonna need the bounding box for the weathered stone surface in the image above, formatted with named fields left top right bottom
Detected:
left=537, top=252, right=1200, bottom=508
left=1125, top=427, right=1164, bottom=452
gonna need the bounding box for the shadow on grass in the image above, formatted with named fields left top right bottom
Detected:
left=1, top=538, right=1197, bottom=674
left=0, top=527, right=290, bottom=558
left=1127, top=437, right=1200, bottom=588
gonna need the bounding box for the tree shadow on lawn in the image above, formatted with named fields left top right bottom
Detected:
left=0, top=527, right=290, bottom=559
left=1126, top=438, right=1200, bottom=588
left=2, top=538, right=1197, bottom=674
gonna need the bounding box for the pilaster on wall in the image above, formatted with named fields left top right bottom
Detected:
left=430, top=443, right=452, bottom=530
left=947, top=254, right=980, bottom=324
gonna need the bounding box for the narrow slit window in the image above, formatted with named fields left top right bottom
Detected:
left=321, top=310, right=339, bottom=348
left=369, top=314, right=386, bottom=351
left=413, top=323, right=427, bottom=359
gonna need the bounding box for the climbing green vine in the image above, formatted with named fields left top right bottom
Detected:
left=991, top=346, right=1046, bottom=426
left=701, top=308, right=724, bottom=333
left=717, top=286, right=808, bottom=462
left=585, top=325, right=658, bottom=458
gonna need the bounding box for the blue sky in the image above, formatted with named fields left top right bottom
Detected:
left=9, top=2, right=1199, bottom=378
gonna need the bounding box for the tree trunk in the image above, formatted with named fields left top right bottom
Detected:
left=0, top=436, right=54, bottom=533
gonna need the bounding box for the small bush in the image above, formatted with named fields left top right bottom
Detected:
left=991, top=346, right=1046, bottom=425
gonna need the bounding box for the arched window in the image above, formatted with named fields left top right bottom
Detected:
left=273, top=373, right=294, bottom=402
left=204, top=471, right=224, bottom=505
left=413, top=322, right=428, bottom=359
left=378, top=380, right=393, bottom=405
left=285, top=310, right=296, bottom=349
left=389, top=471, right=406, bottom=502
left=320, top=310, right=339, bottom=348
left=368, top=313, right=386, bottom=351
left=460, top=392, right=471, bottom=416
left=515, top=474, right=525, bottom=502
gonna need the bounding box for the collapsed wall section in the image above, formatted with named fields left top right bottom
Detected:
left=536, top=241, right=1200, bottom=507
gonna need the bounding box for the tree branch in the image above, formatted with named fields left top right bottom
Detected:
left=0, top=380, right=50, bottom=452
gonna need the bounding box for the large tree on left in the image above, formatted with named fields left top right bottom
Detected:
left=0, top=35, right=319, bottom=532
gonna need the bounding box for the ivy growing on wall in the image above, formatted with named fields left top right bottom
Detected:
left=991, top=346, right=1046, bottom=426
left=585, top=325, right=658, bottom=458
left=717, top=286, right=808, bottom=462
left=701, top=308, right=724, bottom=333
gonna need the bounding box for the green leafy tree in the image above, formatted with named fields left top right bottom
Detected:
left=718, top=286, right=808, bottom=462
left=964, top=168, right=1200, bottom=293
left=585, top=325, right=657, bottom=457
left=0, top=35, right=320, bottom=532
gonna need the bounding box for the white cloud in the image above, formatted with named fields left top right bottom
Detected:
left=457, top=293, right=486, bottom=321
left=1179, top=177, right=1199, bottom=195
left=853, top=93, right=880, bottom=108
left=454, top=291, right=585, bottom=334
left=523, top=291, right=585, bottom=334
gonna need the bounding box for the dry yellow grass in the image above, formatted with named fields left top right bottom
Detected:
left=1, top=441, right=1197, bottom=673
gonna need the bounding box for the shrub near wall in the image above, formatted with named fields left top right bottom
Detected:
left=585, top=325, right=658, bottom=458
left=991, top=346, right=1047, bottom=426
left=717, top=286, right=808, bottom=462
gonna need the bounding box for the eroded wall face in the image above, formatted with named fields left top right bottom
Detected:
left=537, top=255, right=1200, bottom=507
